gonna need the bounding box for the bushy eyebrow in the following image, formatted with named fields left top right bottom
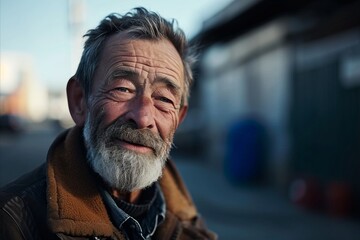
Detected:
left=108, top=69, right=138, bottom=82
left=102, top=69, right=135, bottom=87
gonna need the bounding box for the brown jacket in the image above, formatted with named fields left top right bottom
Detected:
left=0, top=127, right=216, bottom=239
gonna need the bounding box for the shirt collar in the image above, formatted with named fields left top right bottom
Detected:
left=100, top=182, right=166, bottom=239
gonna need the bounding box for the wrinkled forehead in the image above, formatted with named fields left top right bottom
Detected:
left=99, top=32, right=185, bottom=84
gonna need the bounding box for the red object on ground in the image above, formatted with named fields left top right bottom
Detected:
left=325, top=182, right=353, bottom=217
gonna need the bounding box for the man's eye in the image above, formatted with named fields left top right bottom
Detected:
left=115, top=87, right=131, bottom=93
left=157, top=96, right=173, bottom=104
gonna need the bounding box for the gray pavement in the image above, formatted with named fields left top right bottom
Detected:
left=175, top=158, right=360, bottom=240
left=1, top=126, right=360, bottom=239
left=0, top=125, right=59, bottom=185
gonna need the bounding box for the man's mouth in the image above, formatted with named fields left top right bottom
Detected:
left=114, top=138, right=155, bottom=154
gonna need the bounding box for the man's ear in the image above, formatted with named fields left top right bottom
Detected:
left=67, top=77, right=87, bottom=126
left=178, top=105, right=188, bottom=125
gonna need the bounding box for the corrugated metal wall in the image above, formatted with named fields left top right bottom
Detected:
left=290, top=36, right=360, bottom=197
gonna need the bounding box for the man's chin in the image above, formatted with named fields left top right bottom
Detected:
left=101, top=170, right=161, bottom=192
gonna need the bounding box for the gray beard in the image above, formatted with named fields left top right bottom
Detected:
left=83, top=114, right=172, bottom=191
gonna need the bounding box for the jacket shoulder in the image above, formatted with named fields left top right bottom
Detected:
left=0, top=164, right=48, bottom=239
left=0, top=164, right=46, bottom=203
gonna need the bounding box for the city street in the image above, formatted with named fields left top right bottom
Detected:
left=1, top=126, right=360, bottom=239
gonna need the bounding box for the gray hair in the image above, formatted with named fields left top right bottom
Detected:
left=74, top=7, right=196, bottom=106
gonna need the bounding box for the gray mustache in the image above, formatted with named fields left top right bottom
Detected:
left=105, top=121, right=165, bottom=154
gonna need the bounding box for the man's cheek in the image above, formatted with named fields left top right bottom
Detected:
left=169, top=113, right=180, bottom=139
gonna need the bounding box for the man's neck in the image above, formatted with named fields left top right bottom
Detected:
left=109, top=188, right=142, bottom=203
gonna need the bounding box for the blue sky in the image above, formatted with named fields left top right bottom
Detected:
left=0, top=0, right=232, bottom=91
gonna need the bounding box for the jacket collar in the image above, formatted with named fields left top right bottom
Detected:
left=47, top=127, right=114, bottom=237
left=46, top=126, right=197, bottom=237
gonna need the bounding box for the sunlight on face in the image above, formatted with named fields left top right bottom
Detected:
left=83, top=35, right=185, bottom=191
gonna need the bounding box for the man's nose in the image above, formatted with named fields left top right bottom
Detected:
left=126, top=95, right=155, bottom=129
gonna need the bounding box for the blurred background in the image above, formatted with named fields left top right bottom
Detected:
left=1, top=0, right=360, bottom=239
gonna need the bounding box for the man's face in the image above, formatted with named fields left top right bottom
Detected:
left=83, top=32, right=186, bottom=191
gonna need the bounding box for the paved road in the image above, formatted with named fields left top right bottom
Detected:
left=0, top=126, right=60, bottom=185
left=176, top=160, right=360, bottom=240
left=1, top=126, right=360, bottom=239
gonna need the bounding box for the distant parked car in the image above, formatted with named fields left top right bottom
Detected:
left=0, top=114, right=26, bottom=133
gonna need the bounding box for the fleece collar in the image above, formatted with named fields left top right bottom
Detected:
left=46, top=126, right=197, bottom=237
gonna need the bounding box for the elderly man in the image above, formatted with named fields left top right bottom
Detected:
left=0, top=8, right=216, bottom=240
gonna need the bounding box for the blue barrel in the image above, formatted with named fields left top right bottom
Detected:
left=225, top=118, right=265, bottom=183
